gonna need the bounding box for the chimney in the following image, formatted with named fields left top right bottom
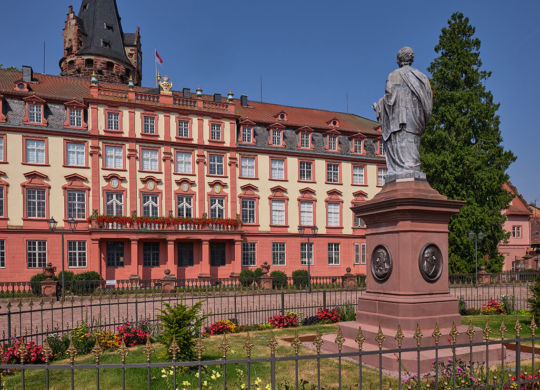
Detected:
left=22, top=66, right=33, bottom=83
left=183, top=88, right=191, bottom=99
left=240, top=95, right=248, bottom=107
left=213, top=93, right=222, bottom=103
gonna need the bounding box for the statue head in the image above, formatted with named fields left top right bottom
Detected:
left=397, top=47, right=414, bottom=67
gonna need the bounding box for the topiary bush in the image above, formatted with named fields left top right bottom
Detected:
left=158, top=300, right=207, bottom=360
left=253, top=268, right=264, bottom=279
left=57, top=271, right=75, bottom=293
left=73, top=271, right=101, bottom=295
left=30, top=273, right=54, bottom=296
left=270, top=271, right=288, bottom=289
left=239, top=269, right=256, bottom=287
left=292, top=270, right=309, bottom=289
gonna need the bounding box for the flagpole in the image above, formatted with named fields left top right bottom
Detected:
left=154, top=48, right=157, bottom=88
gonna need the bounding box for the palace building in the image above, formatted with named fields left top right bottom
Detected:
left=0, top=0, right=386, bottom=282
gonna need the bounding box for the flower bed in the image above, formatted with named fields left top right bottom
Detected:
left=268, top=312, right=298, bottom=328
left=203, top=320, right=237, bottom=335
left=481, top=299, right=505, bottom=315
left=316, top=307, right=341, bottom=323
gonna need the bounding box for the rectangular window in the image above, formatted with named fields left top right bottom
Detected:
left=208, top=154, right=224, bottom=175
left=299, top=161, right=312, bottom=181
left=0, top=187, right=4, bottom=217
left=300, top=242, right=313, bottom=265
left=67, top=191, right=86, bottom=220
left=328, top=135, right=337, bottom=151
left=66, top=142, right=85, bottom=166
left=26, top=188, right=46, bottom=218
left=354, top=243, right=360, bottom=265
left=178, top=120, right=190, bottom=137
left=177, top=196, right=192, bottom=218
left=378, top=167, right=388, bottom=186
left=300, top=202, right=313, bottom=226
left=178, top=243, right=194, bottom=267
left=104, top=145, right=123, bottom=169
left=326, top=163, right=339, bottom=183
left=271, top=200, right=286, bottom=225
left=327, top=203, right=340, bottom=227
left=106, top=241, right=124, bottom=267
left=29, top=104, right=42, bottom=123
left=361, top=243, right=366, bottom=264
left=143, top=116, right=155, bottom=134
left=25, top=139, right=46, bottom=164
left=354, top=214, right=366, bottom=227
left=69, top=109, right=82, bottom=127
left=379, top=141, right=385, bottom=156
left=270, top=159, right=285, bottom=180
left=512, top=225, right=522, bottom=238
left=0, top=240, right=4, bottom=268
left=272, top=242, right=286, bottom=266
left=210, top=123, right=222, bottom=140
left=271, top=129, right=282, bottom=146
left=300, top=132, right=310, bottom=148
left=209, top=197, right=224, bottom=219
left=0, top=137, right=4, bottom=162
left=352, top=166, right=365, bottom=185
left=328, top=243, right=340, bottom=265
left=241, top=199, right=255, bottom=224
left=242, top=127, right=252, bottom=143
left=68, top=241, right=86, bottom=268
left=240, top=157, right=256, bottom=178
left=242, top=242, right=256, bottom=266
left=142, top=194, right=159, bottom=217
left=27, top=240, right=46, bottom=268
left=143, top=242, right=160, bottom=267
left=141, top=149, right=159, bottom=171
left=210, top=242, right=226, bottom=266
left=105, top=192, right=123, bottom=216
left=107, top=112, right=119, bottom=130
left=353, top=139, right=363, bottom=154
left=175, top=151, right=192, bottom=174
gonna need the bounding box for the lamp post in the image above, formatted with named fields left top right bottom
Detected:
left=468, top=231, right=484, bottom=286
left=48, top=217, right=77, bottom=299
left=298, top=225, right=318, bottom=292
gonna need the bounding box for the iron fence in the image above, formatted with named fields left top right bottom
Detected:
left=0, top=319, right=539, bottom=389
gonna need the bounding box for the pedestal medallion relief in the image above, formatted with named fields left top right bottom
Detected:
left=418, top=243, right=443, bottom=283
left=371, top=245, right=392, bottom=282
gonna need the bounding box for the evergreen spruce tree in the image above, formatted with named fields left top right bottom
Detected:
left=421, top=12, right=516, bottom=273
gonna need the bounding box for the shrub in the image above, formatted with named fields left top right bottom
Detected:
left=316, top=307, right=341, bottom=323
left=480, top=299, right=505, bottom=315
left=203, top=320, right=237, bottom=335
left=70, top=322, right=96, bottom=354
left=116, top=322, right=150, bottom=347
left=501, top=295, right=515, bottom=314
left=292, top=270, right=309, bottom=289
left=30, top=273, right=54, bottom=296
left=458, top=297, right=467, bottom=315
left=337, top=304, right=356, bottom=321
left=529, top=276, right=540, bottom=319
left=45, top=333, right=70, bottom=360
left=270, top=271, right=288, bottom=289
left=57, top=271, right=75, bottom=294
left=1, top=339, right=49, bottom=364
left=268, top=312, right=298, bottom=328
left=73, top=271, right=101, bottom=295
left=158, top=301, right=207, bottom=360
left=253, top=268, right=264, bottom=279
left=302, top=315, right=321, bottom=326
left=357, top=274, right=366, bottom=288
left=239, top=269, right=255, bottom=287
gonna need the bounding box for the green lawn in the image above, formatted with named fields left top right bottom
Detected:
left=463, top=313, right=537, bottom=342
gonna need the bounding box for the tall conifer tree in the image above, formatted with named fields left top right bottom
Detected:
left=421, top=12, right=516, bottom=273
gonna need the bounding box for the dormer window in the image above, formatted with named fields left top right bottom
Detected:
left=327, top=118, right=340, bottom=128
left=275, top=111, right=288, bottom=121
left=17, top=83, right=25, bottom=90
left=23, top=95, right=47, bottom=126
left=101, top=40, right=111, bottom=48
left=271, top=129, right=282, bottom=146
left=28, top=105, right=42, bottom=124
left=65, top=99, right=88, bottom=130
left=279, top=113, right=285, bottom=120
left=300, top=132, right=310, bottom=148
left=352, top=138, right=364, bottom=154
left=69, top=109, right=82, bottom=127
left=239, top=119, right=256, bottom=145
left=328, top=135, right=337, bottom=151
left=242, top=127, right=253, bottom=143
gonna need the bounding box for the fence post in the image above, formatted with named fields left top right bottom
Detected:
left=323, top=291, right=327, bottom=310
left=7, top=309, right=12, bottom=340
left=280, top=292, right=285, bottom=316
left=234, top=294, right=238, bottom=321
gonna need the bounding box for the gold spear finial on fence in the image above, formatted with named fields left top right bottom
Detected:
left=66, top=335, right=77, bottom=364
left=466, top=320, right=476, bottom=342
left=313, top=330, right=324, bottom=354
left=335, top=326, right=345, bottom=352
left=355, top=327, right=366, bottom=350
left=195, top=335, right=205, bottom=361
left=168, top=336, right=180, bottom=361
left=143, top=337, right=154, bottom=362
left=244, top=332, right=255, bottom=358
left=91, top=340, right=103, bottom=364
left=375, top=325, right=385, bottom=349
left=449, top=322, right=459, bottom=345
left=117, top=339, right=129, bottom=363
left=531, top=317, right=537, bottom=336
left=268, top=331, right=279, bottom=355
left=414, top=323, right=423, bottom=347
left=395, top=324, right=404, bottom=349
left=17, top=338, right=27, bottom=364
left=483, top=320, right=492, bottom=341
left=514, top=318, right=522, bottom=337
left=500, top=319, right=507, bottom=339
left=219, top=333, right=231, bottom=359
left=43, top=338, right=53, bottom=363
left=432, top=322, right=441, bottom=345
left=291, top=330, right=301, bottom=355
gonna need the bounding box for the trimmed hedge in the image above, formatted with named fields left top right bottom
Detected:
left=270, top=271, right=287, bottom=289
left=239, top=269, right=256, bottom=287
left=292, top=269, right=309, bottom=288
left=72, top=271, right=101, bottom=294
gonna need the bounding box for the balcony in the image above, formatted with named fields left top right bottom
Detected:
left=88, top=215, right=241, bottom=232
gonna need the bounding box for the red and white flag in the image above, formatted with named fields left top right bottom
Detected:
left=155, top=50, right=163, bottom=64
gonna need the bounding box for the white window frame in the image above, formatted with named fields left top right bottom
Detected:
left=242, top=242, right=256, bottom=266
left=26, top=188, right=46, bottom=219
left=0, top=137, right=4, bottom=162
left=272, top=242, right=286, bottom=266
left=271, top=129, right=282, bottom=146
left=28, top=104, right=42, bottom=124
left=210, top=197, right=225, bottom=219
left=240, top=157, right=256, bottom=178
left=327, top=203, right=340, bottom=227
left=66, top=142, right=85, bottom=167
left=143, top=116, right=155, bottom=134
left=299, top=161, right=312, bottom=181
left=105, top=192, right=123, bottom=216
left=378, top=167, right=388, bottom=186
left=352, top=165, right=365, bottom=185
left=177, top=195, right=193, bottom=218
left=300, top=242, right=313, bottom=265
left=68, top=240, right=87, bottom=268
left=67, top=191, right=86, bottom=220
left=241, top=199, right=255, bottom=224
left=354, top=243, right=360, bottom=265
left=141, top=149, right=159, bottom=171
left=104, top=145, right=123, bottom=169
left=328, top=135, right=337, bottom=151
left=25, top=139, right=46, bottom=164
left=327, top=163, right=339, bottom=183
left=176, top=151, right=192, bottom=174
left=271, top=200, right=286, bottom=225
left=107, top=112, right=119, bottom=130
left=210, top=123, right=222, bottom=141
left=270, top=159, right=285, bottom=180
left=361, top=243, right=366, bottom=264
left=27, top=240, right=47, bottom=268
left=69, top=108, right=82, bottom=127
left=142, top=194, right=159, bottom=217
left=209, top=154, right=224, bottom=176
left=328, top=243, right=340, bottom=265
left=300, top=132, right=310, bottom=148
left=241, top=127, right=252, bottom=143
left=178, top=120, right=190, bottom=137
left=300, top=201, right=313, bottom=226
left=512, top=225, right=522, bottom=238
left=353, top=139, right=363, bottom=154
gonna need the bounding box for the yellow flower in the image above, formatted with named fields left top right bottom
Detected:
left=255, top=377, right=262, bottom=385
left=182, top=381, right=190, bottom=386
left=203, top=380, right=208, bottom=387
left=266, top=385, right=271, bottom=390
left=215, top=372, right=221, bottom=378
left=211, top=375, right=216, bottom=380
left=241, top=385, right=246, bottom=389
left=195, top=372, right=200, bottom=378
left=169, top=370, right=174, bottom=375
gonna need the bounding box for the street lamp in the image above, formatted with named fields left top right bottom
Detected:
left=298, top=225, right=318, bottom=292
left=469, top=231, right=484, bottom=286
left=48, top=216, right=77, bottom=299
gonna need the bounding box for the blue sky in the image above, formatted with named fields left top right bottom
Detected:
left=2, top=0, right=539, bottom=203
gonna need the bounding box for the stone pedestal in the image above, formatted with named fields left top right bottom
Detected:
left=322, top=180, right=503, bottom=372
left=40, top=280, right=57, bottom=297
left=259, top=276, right=273, bottom=290
left=342, top=267, right=357, bottom=289
left=478, top=266, right=491, bottom=285
left=161, top=269, right=176, bottom=294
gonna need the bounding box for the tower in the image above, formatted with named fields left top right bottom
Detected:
left=59, top=0, right=142, bottom=85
